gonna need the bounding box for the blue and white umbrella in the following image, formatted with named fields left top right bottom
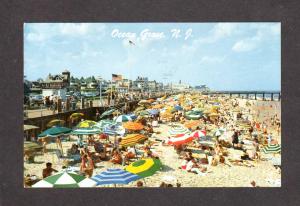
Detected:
left=91, top=168, right=141, bottom=186
left=114, top=115, right=132, bottom=123
left=174, top=105, right=183, bottom=111
left=103, top=125, right=125, bottom=136
left=148, top=109, right=159, bottom=115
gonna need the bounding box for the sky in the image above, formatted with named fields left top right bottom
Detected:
left=24, top=22, right=281, bottom=91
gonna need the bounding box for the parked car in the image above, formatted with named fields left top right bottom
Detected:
left=29, top=94, right=44, bottom=106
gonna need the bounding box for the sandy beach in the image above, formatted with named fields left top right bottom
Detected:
left=24, top=95, right=281, bottom=188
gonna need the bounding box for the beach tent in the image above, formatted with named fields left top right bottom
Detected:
left=91, top=168, right=140, bottom=186
left=32, top=171, right=96, bottom=188
left=38, top=126, right=72, bottom=138
left=125, top=158, right=162, bottom=178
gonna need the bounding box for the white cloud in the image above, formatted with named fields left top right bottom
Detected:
left=232, top=23, right=280, bottom=52
left=196, top=23, right=238, bottom=44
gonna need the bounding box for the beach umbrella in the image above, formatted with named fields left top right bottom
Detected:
left=262, top=144, right=281, bottom=154
left=24, top=141, right=43, bottom=153
left=125, top=158, right=162, bottom=178
left=120, top=134, right=147, bottom=147
left=114, top=115, right=132, bottom=123
left=47, top=119, right=65, bottom=127
left=123, top=122, right=144, bottom=131
left=152, top=104, right=163, bottom=109
left=168, top=126, right=190, bottom=137
left=24, top=124, right=39, bottom=131
left=148, top=109, right=159, bottom=115
left=138, top=110, right=150, bottom=117
left=191, top=130, right=207, bottom=139
left=95, top=120, right=117, bottom=129
left=134, top=106, right=146, bottom=113
left=91, top=168, right=141, bottom=186
left=69, top=113, right=84, bottom=119
left=138, top=100, right=151, bottom=106
left=103, top=125, right=125, bottom=136
left=32, top=172, right=97, bottom=188
left=184, top=120, right=201, bottom=129
left=72, top=127, right=101, bottom=135
left=167, top=134, right=195, bottom=146
left=174, top=105, right=183, bottom=111
left=76, top=120, right=97, bottom=128
left=38, top=126, right=72, bottom=138
left=100, top=108, right=116, bottom=118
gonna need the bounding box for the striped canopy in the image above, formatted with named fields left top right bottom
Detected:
left=120, top=134, right=147, bottom=147
left=167, top=134, right=195, bottom=146
left=168, top=126, right=190, bottom=137
left=47, top=119, right=65, bottom=127
left=114, top=115, right=132, bottom=123
left=72, top=127, right=101, bottom=135
left=262, top=144, right=281, bottom=154
left=32, top=172, right=96, bottom=188
left=91, top=168, right=140, bottom=186
left=123, top=122, right=144, bottom=131
left=38, top=126, right=72, bottom=137
left=76, top=120, right=97, bottom=128
left=125, top=158, right=162, bottom=178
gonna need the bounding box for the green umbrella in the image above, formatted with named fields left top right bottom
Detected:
left=38, top=126, right=72, bottom=138
left=125, top=158, right=162, bottom=178
left=262, top=144, right=281, bottom=154
left=100, top=109, right=116, bottom=118
left=72, top=127, right=101, bottom=135
left=32, top=172, right=97, bottom=188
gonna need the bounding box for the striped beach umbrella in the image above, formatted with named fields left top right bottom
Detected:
left=76, top=120, right=97, bottom=128
left=72, top=127, right=101, bottom=135
left=103, top=125, right=125, bottom=136
left=167, top=134, right=195, bottom=146
left=38, top=126, right=72, bottom=138
left=174, top=105, right=183, bottom=111
left=125, top=158, right=162, bottom=178
left=148, top=109, right=159, bottom=115
left=91, top=168, right=140, bottom=186
left=191, top=130, right=207, bottom=139
left=114, top=115, right=132, bottom=123
left=168, top=126, right=190, bottom=137
left=100, top=108, right=116, bottom=118
left=32, top=172, right=97, bottom=188
left=262, top=144, right=281, bottom=154
left=120, top=134, right=147, bottom=147
left=123, top=122, right=144, bottom=131
left=95, top=120, right=117, bottom=129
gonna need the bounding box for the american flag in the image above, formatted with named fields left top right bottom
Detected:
left=112, top=74, right=122, bottom=82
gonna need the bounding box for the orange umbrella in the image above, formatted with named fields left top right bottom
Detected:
left=184, top=120, right=201, bottom=129
left=123, top=122, right=144, bottom=131
left=147, top=99, right=155, bottom=103
left=120, top=134, right=147, bottom=147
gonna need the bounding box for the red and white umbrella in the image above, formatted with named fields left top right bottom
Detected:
left=191, top=130, right=206, bottom=139
left=167, top=134, right=195, bottom=146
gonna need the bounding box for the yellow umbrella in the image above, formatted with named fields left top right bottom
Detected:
left=70, top=113, right=84, bottom=119
left=76, top=120, right=97, bottom=128
left=125, top=158, right=162, bottom=178
left=47, top=119, right=65, bottom=127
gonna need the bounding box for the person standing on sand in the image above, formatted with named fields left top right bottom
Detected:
left=56, top=136, right=63, bottom=156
